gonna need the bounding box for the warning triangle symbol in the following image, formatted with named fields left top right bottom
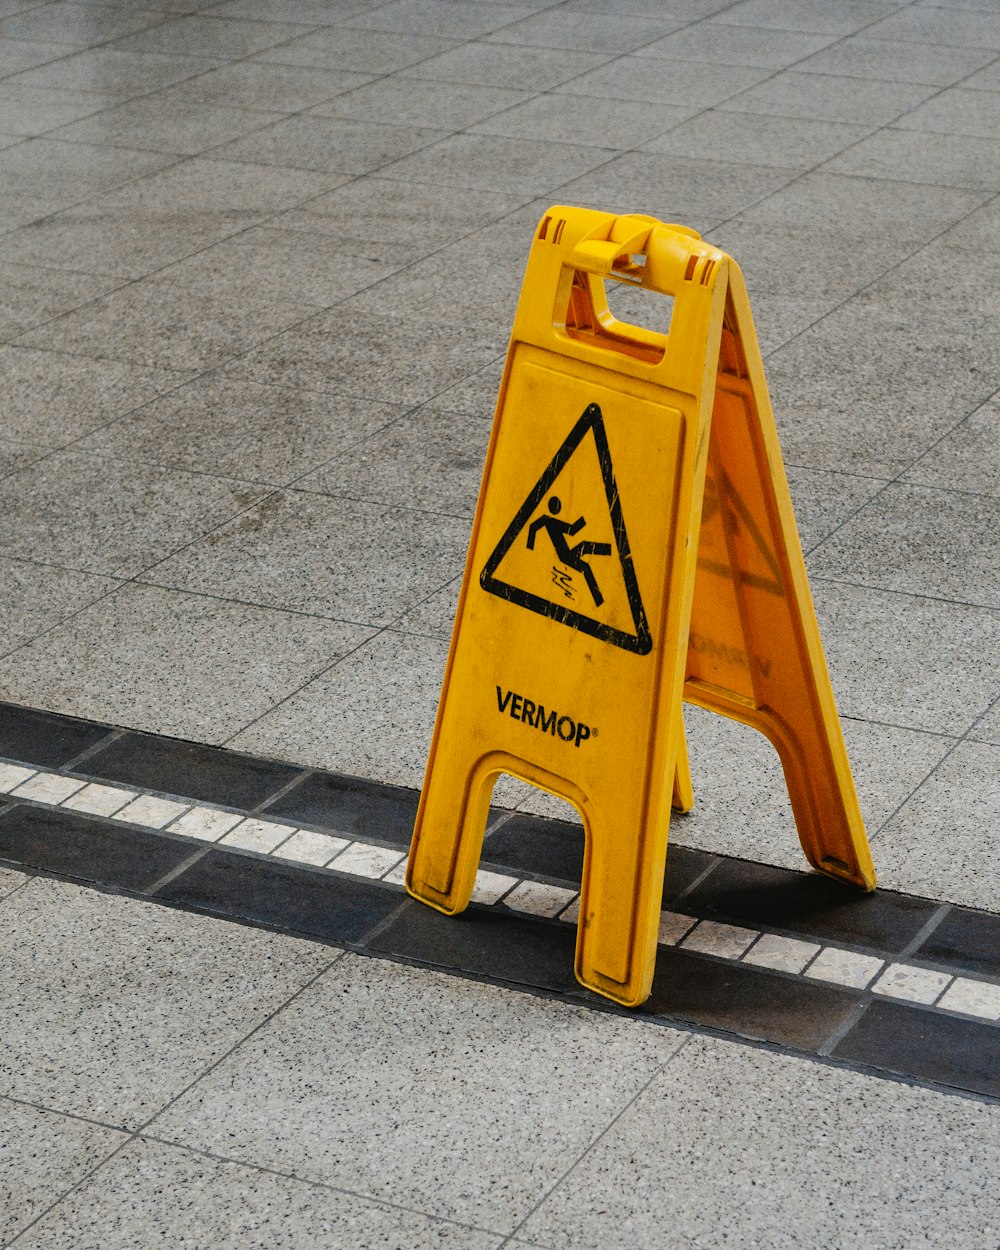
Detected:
left=480, top=403, right=652, bottom=655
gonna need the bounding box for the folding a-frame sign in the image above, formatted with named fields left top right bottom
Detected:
left=407, top=206, right=875, bottom=1008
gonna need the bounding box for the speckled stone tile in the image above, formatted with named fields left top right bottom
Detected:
left=0, top=558, right=121, bottom=655
left=342, top=0, right=536, bottom=40
left=0, top=261, right=120, bottom=341
left=0, top=1097, right=126, bottom=1247
left=9, top=47, right=226, bottom=96
left=824, top=129, right=1000, bottom=193
left=77, top=375, right=404, bottom=487
left=794, top=36, right=995, bottom=85
left=813, top=582, right=1000, bottom=738
left=0, top=344, right=192, bottom=446
left=315, top=75, right=530, bottom=130
left=158, top=59, right=372, bottom=112
left=634, top=22, right=837, bottom=68
left=148, top=954, right=685, bottom=1232
left=0, top=865, right=30, bottom=899
left=809, top=483, right=1000, bottom=609
left=14, top=277, right=314, bottom=374
left=110, top=15, right=313, bottom=59
left=12, top=1137, right=505, bottom=1250
left=0, top=583, right=375, bottom=744
left=644, top=109, right=873, bottom=170
left=297, top=406, right=489, bottom=516
left=399, top=39, right=609, bottom=89
left=252, top=26, right=458, bottom=73
left=229, top=629, right=447, bottom=786
left=519, top=1035, right=1000, bottom=1249
left=147, top=489, right=469, bottom=626
left=672, top=703, right=953, bottom=877
left=718, top=70, right=933, bottom=126
left=0, top=451, right=269, bottom=578
left=0, top=4, right=166, bottom=46
left=0, top=876, right=334, bottom=1127
left=870, top=742, right=1000, bottom=912
left=552, top=53, right=771, bottom=107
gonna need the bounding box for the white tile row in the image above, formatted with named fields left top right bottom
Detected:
left=3, top=762, right=1000, bottom=1024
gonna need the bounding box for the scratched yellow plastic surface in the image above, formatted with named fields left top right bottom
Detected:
left=407, top=206, right=875, bottom=1008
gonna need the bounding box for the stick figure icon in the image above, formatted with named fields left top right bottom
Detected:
left=527, top=496, right=612, bottom=607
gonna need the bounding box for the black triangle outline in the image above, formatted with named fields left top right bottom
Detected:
left=479, top=402, right=652, bottom=655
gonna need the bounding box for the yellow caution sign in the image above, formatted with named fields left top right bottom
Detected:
left=406, top=206, right=875, bottom=1008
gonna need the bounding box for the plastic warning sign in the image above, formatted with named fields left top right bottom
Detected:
left=406, top=205, right=875, bottom=1009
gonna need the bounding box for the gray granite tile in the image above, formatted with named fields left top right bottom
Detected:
left=0, top=439, right=49, bottom=481
left=77, top=375, right=403, bottom=485
left=963, top=58, right=1000, bottom=91
left=7, top=49, right=221, bottom=98
left=556, top=152, right=797, bottom=232
left=809, top=483, right=1000, bottom=609
left=0, top=138, right=176, bottom=212
left=377, top=131, right=615, bottom=195
left=733, top=171, right=987, bottom=244
left=346, top=242, right=525, bottom=333
left=161, top=59, right=372, bottom=112
left=210, top=0, right=386, bottom=19
left=398, top=40, right=610, bottom=89
left=553, top=54, right=772, bottom=107
left=390, top=574, right=461, bottom=639
left=111, top=15, right=313, bottom=59
left=314, top=75, right=531, bottom=129
left=430, top=356, right=507, bottom=418
left=0, top=262, right=119, bottom=340
left=0, top=876, right=332, bottom=1127
left=15, top=277, right=314, bottom=373
left=813, top=581, right=1000, bottom=736
left=343, top=0, right=536, bottom=39
left=894, top=86, right=1000, bottom=139
left=643, top=109, right=873, bottom=170
left=270, top=176, right=528, bottom=260
left=155, top=226, right=401, bottom=307
left=469, top=93, right=694, bottom=148
left=0, top=84, right=117, bottom=136
left=229, top=628, right=448, bottom=781
left=149, top=954, right=685, bottom=1231
left=0, top=583, right=375, bottom=743
left=252, top=26, right=458, bottom=73
left=215, top=113, right=447, bottom=174
left=970, top=699, right=1000, bottom=745
left=795, top=36, right=996, bottom=85
left=824, top=127, right=1000, bottom=191
left=7, top=47, right=223, bottom=97
left=765, top=306, right=1000, bottom=477
left=725, top=289, right=835, bottom=353
left=0, top=450, right=269, bottom=577
left=14, top=1138, right=504, bottom=1250
left=0, top=37, right=73, bottom=79
left=0, top=344, right=191, bottom=445
left=634, top=22, right=837, bottom=67
left=227, top=304, right=506, bottom=406
left=520, top=1035, right=1000, bottom=1249
left=784, top=466, right=888, bottom=552
left=148, top=488, right=470, bottom=626
left=939, top=195, right=1000, bottom=251
left=863, top=6, right=1000, bottom=49
left=298, top=407, right=489, bottom=516
left=902, top=400, right=1000, bottom=498
left=0, top=865, right=30, bottom=899
left=484, top=10, right=681, bottom=53
left=873, top=741, right=1000, bottom=911
left=674, top=703, right=953, bottom=872
left=51, top=95, right=284, bottom=156
left=719, top=70, right=934, bottom=125
left=715, top=0, right=909, bottom=36
left=0, top=1097, right=126, bottom=1247
left=0, top=558, right=121, bottom=655
left=0, top=4, right=166, bottom=46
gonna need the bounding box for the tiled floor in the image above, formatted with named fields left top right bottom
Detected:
left=1, top=0, right=999, bottom=1244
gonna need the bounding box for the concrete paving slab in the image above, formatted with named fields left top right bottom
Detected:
left=517, top=1035, right=1000, bottom=1249
left=12, top=1136, right=505, bottom=1250
left=149, top=952, right=685, bottom=1232
left=0, top=876, right=334, bottom=1127
left=0, top=1096, right=126, bottom=1246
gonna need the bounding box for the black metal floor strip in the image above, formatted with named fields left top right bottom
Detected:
left=1, top=699, right=998, bottom=1103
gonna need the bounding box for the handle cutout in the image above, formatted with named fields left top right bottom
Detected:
left=561, top=270, right=672, bottom=366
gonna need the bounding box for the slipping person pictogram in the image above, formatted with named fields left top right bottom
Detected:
left=527, top=496, right=611, bottom=606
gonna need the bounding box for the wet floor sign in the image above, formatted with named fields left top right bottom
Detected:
left=406, top=206, right=875, bottom=1008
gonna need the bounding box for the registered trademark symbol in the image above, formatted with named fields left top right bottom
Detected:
left=591, top=728, right=599, bottom=738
